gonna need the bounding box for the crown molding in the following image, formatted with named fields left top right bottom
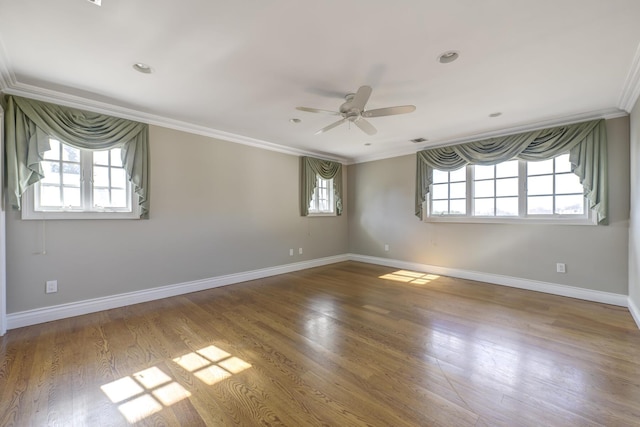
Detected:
left=1, top=80, right=350, bottom=164
left=0, top=38, right=16, bottom=91
left=351, top=107, right=628, bottom=164
left=619, top=40, right=640, bottom=112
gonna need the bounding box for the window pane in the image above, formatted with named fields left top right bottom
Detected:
left=555, top=173, right=582, bottom=194
left=111, top=168, right=127, bottom=189
left=555, top=154, right=572, bottom=173
left=111, top=190, right=127, bottom=208
left=110, top=148, right=123, bottom=167
left=527, top=175, right=553, bottom=196
left=44, top=139, right=60, bottom=160
left=496, top=160, right=518, bottom=178
left=93, top=166, right=110, bottom=187
left=556, top=195, right=584, bottom=215
left=41, top=161, right=61, bottom=185
left=474, top=165, right=494, bottom=180
left=93, top=150, right=109, bottom=166
left=432, top=184, right=449, bottom=200
left=63, top=187, right=81, bottom=207
left=450, top=182, right=466, bottom=199
left=62, top=163, right=81, bottom=186
left=431, top=200, right=449, bottom=215
left=474, top=198, right=494, bottom=216
left=40, top=186, right=61, bottom=207
left=528, top=196, right=553, bottom=215
left=496, top=197, right=518, bottom=216
left=450, top=199, right=466, bottom=215
left=449, top=167, right=466, bottom=182
left=527, top=159, right=553, bottom=175
left=496, top=178, right=518, bottom=197
left=432, top=169, right=449, bottom=184
left=94, top=188, right=109, bottom=208
left=62, top=145, right=80, bottom=162
left=474, top=180, right=494, bottom=198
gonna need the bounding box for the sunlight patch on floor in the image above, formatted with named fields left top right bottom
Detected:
left=101, top=344, right=251, bottom=423
left=379, top=270, right=441, bottom=285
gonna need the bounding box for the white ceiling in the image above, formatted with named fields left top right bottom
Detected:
left=1, top=0, right=640, bottom=164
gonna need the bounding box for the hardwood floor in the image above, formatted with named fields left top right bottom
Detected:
left=1, top=261, right=639, bottom=426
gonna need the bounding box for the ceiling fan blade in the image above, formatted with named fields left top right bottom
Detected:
left=315, top=118, right=347, bottom=135
left=362, top=105, right=416, bottom=118
left=350, top=85, right=373, bottom=111
left=296, top=106, right=341, bottom=115
left=355, top=118, right=377, bottom=135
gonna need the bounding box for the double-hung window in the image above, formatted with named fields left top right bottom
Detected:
left=22, top=138, right=138, bottom=219
left=308, top=176, right=335, bottom=215
left=426, top=153, right=592, bottom=224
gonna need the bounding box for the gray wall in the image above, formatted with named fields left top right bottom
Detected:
left=348, top=117, right=630, bottom=294
left=6, top=125, right=349, bottom=313
left=630, top=101, right=640, bottom=308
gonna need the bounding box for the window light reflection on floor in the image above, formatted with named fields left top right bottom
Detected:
left=379, top=270, right=440, bottom=285
left=100, top=344, right=251, bottom=423
left=173, top=344, right=252, bottom=385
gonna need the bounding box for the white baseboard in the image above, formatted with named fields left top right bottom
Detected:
left=6, top=254, right=349, bottom=330
left=6, top=252, right=631, bottom=331
left=628, top=297, right=640, bottom=329
left=348, top=254, right=629, bottom=307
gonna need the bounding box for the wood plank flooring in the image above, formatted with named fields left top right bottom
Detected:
left=1, top=261, right=639, bottom=426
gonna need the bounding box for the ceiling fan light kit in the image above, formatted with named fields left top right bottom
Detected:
left=296, top=85, right=416, bottom=136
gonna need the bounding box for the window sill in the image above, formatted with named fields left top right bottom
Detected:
left=424, top=214, right=596, bottom=226
left=22, top=209, right=140, bottom=220
left=307, top=212, right=337, bottom=217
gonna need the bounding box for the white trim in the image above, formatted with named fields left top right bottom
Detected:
left=0, top=37, right=16, bottom=91
left=0, top=83, right=348, bottom=164
left=0, top=53, right=628, bottom=168
left=5, top=253, right=634, bottom=331
left=351, top=108, right=627, bottom=165
left=628, top=297, right=640, bottom=330
left=0, top=106, right=6, bottom=336
left=348, top=254, right=628, bottom=307
left=6, top=255, right=349, bottom=330
left=618, top=41, right=640, bottom=113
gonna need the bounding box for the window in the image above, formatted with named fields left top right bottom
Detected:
left=308, top=176, right=335, bottom=215
left=426, top=153, right=592, bottom=224
left=22, top=138, right=138, bottom=219
left=431, top=167, right=466, bottom=215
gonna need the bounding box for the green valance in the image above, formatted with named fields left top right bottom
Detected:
left=300, top=156, right=343, bottom=216
left=4, top=95, right=150, bottom=218
left=416, top=119, right=607, bottom=223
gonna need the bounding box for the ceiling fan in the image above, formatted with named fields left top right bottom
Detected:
left=296, top=85, right=416, bottom=136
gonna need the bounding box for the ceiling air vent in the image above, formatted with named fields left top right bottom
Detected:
left=411, top=138, right=428, bottom=143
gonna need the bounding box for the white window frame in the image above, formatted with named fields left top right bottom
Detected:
left=308, top=176, right=336, bottom=216
left=22, top=140, right=139, bottom=220
left=425, top=156, right=596, bottom=225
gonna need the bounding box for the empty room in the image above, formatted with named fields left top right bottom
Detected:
left=1, top=1, right=640, bottom=426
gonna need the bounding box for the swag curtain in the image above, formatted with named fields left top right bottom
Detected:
left=4, top=95, right=150, bottom=218
left=415, top=119, right=607, bottom=223
left=300, top=156, right=343, bottom=216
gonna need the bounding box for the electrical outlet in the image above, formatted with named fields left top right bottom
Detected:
left=46, top=280, right=58, bottom=293
left=289, top=249, right=294, bottom=256
left=298, top=248, right=303, bottom=255
left=384, top=244, right=389, bottom=252
left=556, top=263, right=566, bottom=273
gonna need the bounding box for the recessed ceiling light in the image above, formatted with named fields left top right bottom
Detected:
left=489, top=112, right=502, bottom=117
left=289, top=118, right=301, bottom=124
left=411, top=138, right=428, bottom=143
left=133, top=63, right=153, bottom=74
left=438, top=51, right=459, bottom=64
left=87, top=0, right=101, bottom=5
